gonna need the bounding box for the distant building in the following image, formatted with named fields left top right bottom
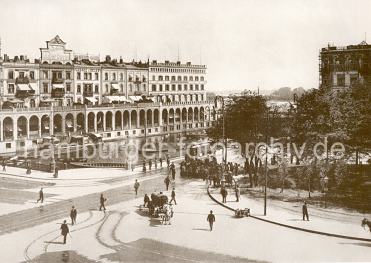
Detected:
left=319, top=41, right=371, bottom=91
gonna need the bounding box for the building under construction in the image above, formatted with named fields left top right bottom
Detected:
left=319, top=41, right=371, bottom=90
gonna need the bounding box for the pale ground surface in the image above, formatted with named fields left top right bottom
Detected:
left=0, top=179, right=371, bottom=263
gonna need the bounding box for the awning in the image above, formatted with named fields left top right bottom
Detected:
left=85, top=97, right=97, bottom=103
left=17, top=84, right=32, bottom=91
left=129, top=96, right=143, bottom=102
left=52, top=84, right=64, bottom=89
left=111, top=83, right=119, bottom=90
left=105, top=96, right=131, bottom=103
left=29, top=83, right=37, bottom=91
left=8, top=99, right=24, bottom=103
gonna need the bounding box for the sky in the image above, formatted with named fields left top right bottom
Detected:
left=0, top=0, right=370, bottom=92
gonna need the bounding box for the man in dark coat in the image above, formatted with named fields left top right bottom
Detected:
left=159, top=157, right=163, bottom=167
left=99, top=193, right=107, bottom=212
left=171, top=163, right=176, bottom=180
left=207, top=210, right=215, bottom=231
left=143, top=194, right=150, bottom=207
left=60, top=220, right=69, bottom=244
left=169, top=188, right=177, bottom=205
left=134, top=179, right=140, bottom=196
left=37, top=188, right=44, bottom=203
left=221, top=187, right=227, bottom=203
left=70, top=206, right=77, bottom=225
left=149, top=159, right=152, bottom=170
left=302, top=201, right=309, bottom=221
left=164, top=176, right=170, bottom=191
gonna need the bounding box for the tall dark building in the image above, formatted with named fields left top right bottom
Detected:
left=319, top=41, right=371, bottom=90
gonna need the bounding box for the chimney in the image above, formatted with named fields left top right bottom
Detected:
left=20, top=55, right=24, bottom=61
left=176, top=61, right=181, bottom=65
left=165, top=60, right=169, bottom=64
left=119, top=57, right=123, bottom=64
left=152, top=60, right=157, bottom=64
left=14, top=56, right=19, bottom=62
left=186, top=62, right=191, bottom=66
left=105, top=55, right=111, bottom=62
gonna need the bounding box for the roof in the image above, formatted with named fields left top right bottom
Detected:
left=48, top=35, right=66, bottom=45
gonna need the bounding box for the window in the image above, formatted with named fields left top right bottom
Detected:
left=171, top=84, right=176, bottom=91
left=177, top=76, right=182, bottom=81
left=95, top=73, right=99, bottom=80
left=171, top=76, right=176, bottom=81
left=129, top=83, right=133, bottom=92
left=201, top=84, right=204, bottom=90
left=19, top=72, right=25, bottom=79
left=159, top=75, right=163, bottom=81
left=159, top=84, right=163, bottom=91
left=120, top=84, right=124, bottom=92
left=190, top=84, right=193, bottom=90
left=66, top=71, right=71, bottom=80
left=190, top=76, right=193, bottom=81
left=129, top=75, right=133, bottom=82
left=8, top=71, right=14, bottom=79
left=184, top=76, right=187, bottom=81
left=195, top=84, right=199, bottom=90
left=105, top=73, right=108, bottom=81
left=165, top=84, right=169, bottom=91
left=105, top=84, right=109, bottom=93
left=135, top=76, right=139, bottom=82
left=201, top=76, right=204, bottom=81
left=178, top=84, right=182, bottom=91
left=30, top=71, right=35, bottom=80
left=8, top=84, right=15, bottom=93
left=195, top=76, right=199, bottom=81
left=89, top=73, right=92, bottom=80
left=113, top=73, right=116, bottom=81
left=77, top=72, right=81, bottom=80
left=77, top=84, right=81, bottom=93
left=152, top=84, right=157, bottom=91
left=184, top=84, right=188, bottom=91
left=143, top=76, right=146, bottom=82
left=84, top=73, right=88, bottom=80
left=165, top=76, right=169, bottom=81
left=66, top=83, right=71, bottom=92
left=152, top=75, right=156, bottom=81
left=337, top=74, right=345, bottom=86
left=43, top=71, right=48, bottom=79
left=120, top=73, right=123, bottom=81
left=43, top=83, right=48, bottom=93
left=6, top=143, right=11, bottom=149
left=95, top=85, right=99, bottom=93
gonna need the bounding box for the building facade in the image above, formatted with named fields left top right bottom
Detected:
left=0, top=35, right=214, bottom=154
left=320, top=41, right=371, bottom=90
left=148, top=60, right=207, bottom=103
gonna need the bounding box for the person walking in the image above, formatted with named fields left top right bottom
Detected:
left=134, top=179, right=140, bottom=196
left=166, top=155, right=170, bottom=167
left=149, top=159, right=152, bottom=170
left=60, top=220, right=70, bottom=244
left=302, top=201, right=309, bottom=221
left=54, top=166, right=59, bottom=178
left=143, top=194, right=150, bottom=207
left=235, top=185, right=240, bottom=202
left=164, top=176, right=170, bottom=191
left=154, top=157, right=158, bottom=169
left=170, top=162, right=176, bottom=180
left=2, top=159, right=6, bottom=172
left=159, top=157, right=163, bottom=168
left=169, top=188, right=177, bottom=205
left=221, top=187, right=227, bottom=203
left=207, top=210, right=215, bottom=231
left=142, top=160, right=146, bottom=172
left=37, top=188, right=44, bottom=203
left=99, top=193, right=107, bottom=212
left=70, top=206, right=77, bottom=225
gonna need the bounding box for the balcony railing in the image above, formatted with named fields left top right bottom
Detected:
left=51, top=88, right=65, bottom=98
left=15, top=77, right=30, bottom=84
left=15, top=90, right=35, bottom=98
left=52, top=78, right=64, bottom=84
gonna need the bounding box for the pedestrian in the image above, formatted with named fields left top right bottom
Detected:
left=70, top=206, right=77, bottom=225
left=60, top=220, right=69, bottom=244
left=26, top=162, right=31, bottom=175
left=166, top=155, right=170, bottom=167
left=37, top=188, right=44, bottom=203
left=54, top=166, right=59, bottom=178
left=159, top=157, right=163, bottom=168
left=99, top=193, right=107, bottom=212
left=220, top=187, right=227, bottom=203
left=169, top=188, right=177, bottom=205
left=235, top=185, right=240, bottom=202
left=154, top=157, right=158, bottom=169
left=170, top=162, right=176, bottom=180
left=207, top=210, right=215, bottom=231
left=302, top=201, right=309, bottom=221
left=164, top=176, right=170, bottom=191
left=142, top=160, right=146, bottom=172
left=2, top=159, right=6, bottom=172
left=143, top=193, right=150, bottom=207
left=134, top=179, right=140, bottom=196
left=149, top=159, right=152, bottom=170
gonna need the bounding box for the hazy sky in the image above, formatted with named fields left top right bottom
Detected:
left=0, top=0, right=370, bottom=92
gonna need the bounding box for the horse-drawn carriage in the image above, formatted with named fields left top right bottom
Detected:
left=139, top=192, right=173, bottom=225
left=235, top=208, right=250, bottom=218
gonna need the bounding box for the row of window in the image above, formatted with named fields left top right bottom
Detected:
left=153, top=75, right=204, bottom=81
left=150, top=67, right=205, bottom=74
left=8, top=71, right=36, bottom=80
left=151, top=83, right=204, bottom=92
left=77, top=72, right=99, bottom=81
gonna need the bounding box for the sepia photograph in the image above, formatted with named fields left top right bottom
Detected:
left=0, top=0, right=370, bottom=262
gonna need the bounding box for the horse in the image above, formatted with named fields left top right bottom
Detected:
left=361, top=218, right=371, bottom=232
left=160, top=204, right=173, bottom=225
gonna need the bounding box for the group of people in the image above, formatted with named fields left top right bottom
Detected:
left=220, top=185, right=240, bottom=203
left=142, top=155, right=171, bottom=172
